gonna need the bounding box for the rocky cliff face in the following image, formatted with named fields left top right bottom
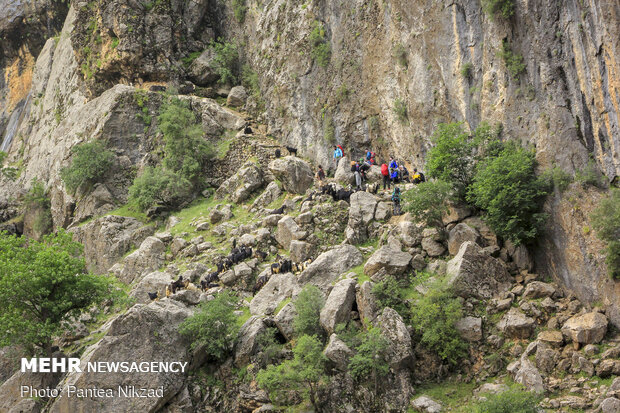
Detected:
left=0, top=1, right=618, bottom=410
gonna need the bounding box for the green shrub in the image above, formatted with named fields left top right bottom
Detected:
left=0, top=151, right=17, bottom=180
left=410, top=287, right=467, bottom=365
left=257, top=335, right=329, bottom=412
left=323, top=113, right=335, bottom=144
left=158, top=97, right=213, bottom=183
left=575, top=159, right=606, bottom=188
left=394, top=43, right=408, bottom=67
left=293, top=284, right=325, bottom=339
left=372, top=277, right=409, bottom=319
left=255, top=327, right=284, bottom=368
left=310, top=21, right=331, bottom=68
left=232, top=0, right=247, bottom=22
left=481, top=0, right=515, bottom=20
left=0, top=230, right=122, bottom=355
left=128, top=166, right=191, bottom=211
left=348, top=326, right=390, bottom=410
left=472, top=387, right=541, bottom=413
left=209, top=39, right=239, bottom=84
left=425, top=122, right=476, bottom=197
left=23, top=179, right=53, bottom=236
left=591, top=189, right=620, bottom=279
left=393, top=98, right=408, bottom=124
left=402, top=180, right=453, bottom=229
left=468, top=142, right=550, bottom=245
left=498, top=40, right=525, bottom=80
left=178, top=291, right=239, bottom=361
left=181, top=51, right=201, bottom=68
left=460, top=62, right=473, bottom=79
left=60, top=141, right=114, bottom=195
left=541, top=166, right=572, bottom=192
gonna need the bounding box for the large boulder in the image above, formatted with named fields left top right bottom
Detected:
left=334, top=156, right=354, bottom=185
left=561, top=312, right=608, bottom=345
left=227, top=85, right=248, bottom=107
left=497, top=308, right=536, bottom=339
left=250, top=272, right=301, bottom=315
left=442, top=203, right=472, bottom=225
left=324, top=334, right=353, bottom=371
left=209, top=204, right=233, bottom=224
left=346, top=191, right=379, bottom=244
left=522, top=281, right=556, bottom=299
left=268, top=156, right=314, bottom=194
left=215, top=162, right=264, bottom=203
left=47, top=300, right=194, bottom=413
left=234, top=316, right=267, bottom=368
left=275, top=216, right=307, bottom=250
left=446, top=241, right=512, bottom=299
left=411, top=396, right=443, bottom=413
left=364, top=244, right=412, bottom=276
left=448, top=223, right=482, bottom=255
left=251, top=182, right=282, bottom=211
left=397, top=221, right=422, bottom=247
left=274, top=302, right=297, bottom=341
left=319, top=278, right=357, bottom=334
left=130, top=271, right=174, bottom=304
left=455, top=317, right=482, bottom=342
left=188, top=48, right=219, bottom=86
left=113, top=236, right=166, bottom=284
left=298, top=245, right=363, bottom=292
left=70, top=215, right=154, bottom=274
left=290, top=240, right=313, bottom=262
left=356, top=281, right=380, bottom=324
left=514, top=355, right=545, bottom=393
left=377, top=307, right=414, bottom=370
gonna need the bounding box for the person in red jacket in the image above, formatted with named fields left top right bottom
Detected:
left=381, top=162, right=390, bottom=190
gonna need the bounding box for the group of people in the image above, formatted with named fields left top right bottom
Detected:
left=324, top=145, right=427, bottom=216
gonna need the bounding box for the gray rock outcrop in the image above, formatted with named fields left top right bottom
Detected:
left=562, top=312, right=608, bottom=345
left=319, top=278, right=357, bottom=334
left=364, top=244, right=412, bottom=276
left=447, top=241, right=512, bottom=299
left=268, top=156, right=313, bottom=194
left=299, top=245, right=363, bottom=292
left=215, top=162, right=264, bottom=203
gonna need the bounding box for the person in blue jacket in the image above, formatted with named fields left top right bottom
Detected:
left=389, top=157, right=399, bottom=184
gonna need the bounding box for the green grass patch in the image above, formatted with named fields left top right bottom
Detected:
left=416, top=380, right=478, bottom=411
left=275, top=297, right=291, bottom=314
left=237, top=306, right=252, bottom=326
left=106, top=202, right=150, bottom=223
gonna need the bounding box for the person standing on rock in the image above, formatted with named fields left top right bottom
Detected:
left=316, top=165, right=326, bottom=188
left=381, top=161, right=390, bottom=191
left=392, top=186, right=402, bottom=216
left=333, top=145, right=343, bottom=172
left=351, top=160, right=362, bottom=191
left=389, top=157, right=399, bottom=185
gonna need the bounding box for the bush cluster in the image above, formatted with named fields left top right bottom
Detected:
left=293, top=284, right=325, bottom=339
left=128, top=96, right=213, bottom=211
left=60, top=141, right=114, bottom=195
left=498, top=40, right=525, bottom=80
left=210, top=39, right=239, bottom=85
left=232, top=0, right=247, bottom=23
left=178, top=290, right=239, bottom=361
left=482, top=0, right=515, bottom=20
left=310, top=21, right=331, bottom=68
left=591, top=189, right=620, bottom=279
left=393, top=98, right=408, bottom=124
left=472, top=387, right=541, bottom=413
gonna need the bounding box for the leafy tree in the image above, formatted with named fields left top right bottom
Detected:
left=60, top=141, right=114, bottom=195
left=473, top=386, right=541, bottom=413
left=348, top=326, right=390, bottom=410
left=0, top=231, right=122, bottom=356
left=158, top=97, right=213, bottom=183
left=426, top=122, right=477, bottom=198
left=410, top=287, right=467, bottom=365
left=257, top=335, right=329, bottom=412
left=210, top=39, right=239, bottom=85
left=468, top=142, right=549, bottom=245
left=293, top=284, right=325, bottom=339
left=402, top=180, right=453, bottom=229
left=178, top=290, right=239, bottom=361
left=128, top=166, right=191, bottom=211
left=372, top=277, right=409, bottom=319
left=481, top=0, right=515, bottom=20
left=591, top=189, right=620, bottom=279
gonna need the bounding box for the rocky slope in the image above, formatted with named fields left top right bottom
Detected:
left=0, top=0, right=619, bottom=411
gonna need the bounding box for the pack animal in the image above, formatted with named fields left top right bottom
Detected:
left=286, top=146, right=298, bottom=156
left=147, top=291, right=159, bottom=301
left=253, top=274, right=270, bottom=293
left=270, top=205, right=287, bottom=215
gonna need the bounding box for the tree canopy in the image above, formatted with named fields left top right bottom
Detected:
left=0, top=231, right=122, bottom=355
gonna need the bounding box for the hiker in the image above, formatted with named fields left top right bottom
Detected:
left=333, top=145, right=343, bottom=171
left=351, top=160, right=362, bottom=190
left=381, top=162, right=391, bottom=190
left=389, top=157, right=399, bottom=185
left=392, top=186, right=402, bottom=216
left=412, top=168, right=426, bottom=184
left=365, top=149, right=376, bottom=165
left=316, top=165, right=326, bottom=188
left=399, top=164, right=410, bottom=183
left=360, top=159, right=371, bottom=182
